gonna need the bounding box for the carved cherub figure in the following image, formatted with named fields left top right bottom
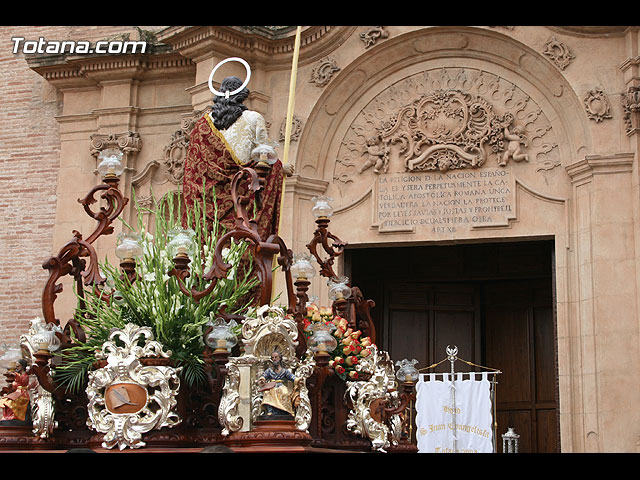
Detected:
left=358, top=135, right=388, bottom=174
left=500, top=125, right=529, bottom=166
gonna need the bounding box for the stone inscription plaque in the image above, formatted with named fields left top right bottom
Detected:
left=373, top=167, right=515, bottom=235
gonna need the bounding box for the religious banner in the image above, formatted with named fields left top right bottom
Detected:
left=415, top=372, right=494, bottom=453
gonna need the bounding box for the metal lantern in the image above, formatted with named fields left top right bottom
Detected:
left=502, top=427, right=520, bottom=453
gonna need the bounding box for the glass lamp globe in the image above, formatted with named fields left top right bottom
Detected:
left=30, top=321, right=62, bottom=354
left=308, top=322, right=338, bottom=355
left=327, top=275, right=352, bottom=301
left=97, top=148, right=125, bottom=178
left=115, top=232, right=143, bottom=261
left=311, top=195, right=334, bottom=219
left=395, top=358, right=420, bottom=383
left=167, top=227, right=196, bottom=258
left=205, top=318, right=238, bottom=353
left=290, top=253, right=316, bottom=281
left=250, top=143, right=278, bottom=166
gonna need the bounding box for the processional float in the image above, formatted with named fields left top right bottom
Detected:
left=0, top=45, right=420, bottom=452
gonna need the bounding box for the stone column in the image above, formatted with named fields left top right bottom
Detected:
left=565, top=153, right=639, bottom=452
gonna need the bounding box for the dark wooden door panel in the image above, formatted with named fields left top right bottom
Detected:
left=348, top=240, right=558, bottom=452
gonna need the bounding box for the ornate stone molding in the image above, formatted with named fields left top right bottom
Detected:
left=360, top=27, right=389, bottom=48
left=542, top=36, right=575, bottom=70
left=278, top=114, right=303, bottom=143
left=90, top=131, right=141, bottom=157
left=622, top=86, right=640, bottom=135
left=309, top=57, right=340, bottom=88
left=163, top=129, right=190, bottom=185
left=584, top=86, right=612, bottom=123
left=90, top=131, right=141, bottom=176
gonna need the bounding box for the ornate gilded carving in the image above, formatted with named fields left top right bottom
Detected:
left=542, top=36, right=575, bottom=70
left=85, top=323, right=181, bottom=450
left=19, top=321, right=58, bottom=439
left=219, top=305, right=315, bottom=435
left=309, top=57, right=340, bottom=88
left=345, top=345, right=403, bottom=452
left=584, top=86, right=612, bottom=122
left=360, top=27, right=389, bottom=48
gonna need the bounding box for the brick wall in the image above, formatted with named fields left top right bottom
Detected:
left=0, top=26, right=166, bottom=358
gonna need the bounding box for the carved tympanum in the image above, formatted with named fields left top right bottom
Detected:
left=375, top=89, right=528, bottom=173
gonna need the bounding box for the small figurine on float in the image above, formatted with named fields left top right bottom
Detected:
left=0, top=359, right=33, bottom=425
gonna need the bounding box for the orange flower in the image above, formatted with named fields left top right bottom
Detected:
left=360, top=348, right=371, bottom=357
left=360, top=337, right=372, bottom=347
left=348, top=371, right=359, bottom=380
left=335, top=365, right=345, bottom=374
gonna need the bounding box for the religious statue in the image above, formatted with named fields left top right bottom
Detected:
left=182, top=75, right=294, bottom=241
left=257, top=350, right=300, bottom=418
left=0, top=359, right=33, bottom=424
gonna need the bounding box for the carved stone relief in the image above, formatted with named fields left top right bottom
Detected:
left=90, top=131, right=141, bottom=174
left=309, top=57, right=341, bottom=88
left=622, top=86, right=640, bottom=135
left=541, top=36, right=575, bottom=70
left=360, top=27, right=389, bottom=48
left=163, top=129, right=190, bottom=184
left=278, top=114, right=303, bottom=143
left=333, top=67, right=559, bottom=202
left=584, top=86, right=612, bottom=123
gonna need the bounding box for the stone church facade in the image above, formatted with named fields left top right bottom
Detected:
left=1, top=25, right=639, bottom=452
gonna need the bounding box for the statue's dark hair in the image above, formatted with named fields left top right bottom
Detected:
left=211, top=76, right=249, bottom=131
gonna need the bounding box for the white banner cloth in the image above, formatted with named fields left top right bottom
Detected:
left=415, top=372, right=494, bottom=453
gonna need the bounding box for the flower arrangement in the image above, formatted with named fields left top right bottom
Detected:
left=302, top=303, right=374, bottom=381
left=55, top=189, right=258, bottom=393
